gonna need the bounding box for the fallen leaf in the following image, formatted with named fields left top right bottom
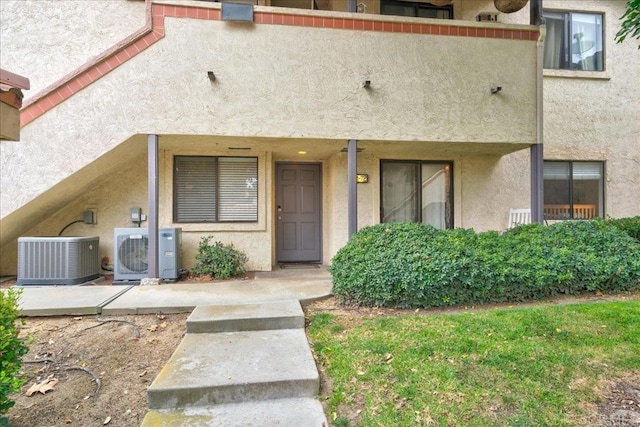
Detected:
left=73, top=317, right=83, bottom=321
left=103, top=416, right=112, bottom=425
left=25, top=377, right=58, bottom=396
left=159, top=322, right=168, bottom=329
left=65, top=419, right=72, bottom=424
left=139, top=370, right=147, bottom=377
left=148, top=325, right=158, bottom=332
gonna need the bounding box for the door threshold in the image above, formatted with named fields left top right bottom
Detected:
left=277, top=262, right=321, bottom=269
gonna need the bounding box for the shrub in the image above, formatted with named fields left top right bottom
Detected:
left=329, top=223, right=441, bottom=307
left=192, top=236, right=248, bottom=279
left=0, top=289, right=28, bottom=415
left=330, top=219, right=640, bottom=308
left=607, top=215, right=640, bottom=242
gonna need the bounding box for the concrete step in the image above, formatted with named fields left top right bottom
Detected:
left=186, top=300, right=304, bottom=333
left=141, top=398, right=328, bottom=426
left=147, top=329, right=319, bottom=409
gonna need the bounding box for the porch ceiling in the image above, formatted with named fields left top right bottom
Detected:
left=158, top=135, right=531, bottom=160
left=0, top=133, right=529, bottom=249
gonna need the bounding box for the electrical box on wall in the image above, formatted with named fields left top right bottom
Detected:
left=476, top=12, right=499, bottom=22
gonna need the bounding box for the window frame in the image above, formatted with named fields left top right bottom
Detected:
left=380, top=159, right=454, bottom=229
left=542, top=9, right=605, bottom=72
left=381, top=0, right=454, bottom=20
left=543, top=160, right=605, bottom=220
left=173, top=155, right=259, bottom=224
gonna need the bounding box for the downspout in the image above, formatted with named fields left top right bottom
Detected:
left=530, top=0, right=545, bottom=223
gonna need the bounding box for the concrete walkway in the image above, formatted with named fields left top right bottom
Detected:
left=11, top=266, right=333, bottom=426
left=16, top=267, right=332, bottom=316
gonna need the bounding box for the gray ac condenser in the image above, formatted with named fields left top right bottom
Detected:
left=17, top=236, right=100, bottom=285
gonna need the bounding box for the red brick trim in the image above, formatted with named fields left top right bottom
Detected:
left=21, top=2, right=538, bottom=127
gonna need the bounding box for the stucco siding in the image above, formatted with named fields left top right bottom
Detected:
left=0, top=0, right=552, bottom=276
left=0, top=0, right=146, bottom=99
left=1, top=9, right=537, bottom=223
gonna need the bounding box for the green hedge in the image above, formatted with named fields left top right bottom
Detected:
left=606, top=215, right=640, bottom=242
left=330, top=218, right=640, bottom=308
left=0, top=289, right=28, bottom=415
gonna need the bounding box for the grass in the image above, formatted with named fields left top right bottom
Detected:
left=308, top=300, right=640, bottom=426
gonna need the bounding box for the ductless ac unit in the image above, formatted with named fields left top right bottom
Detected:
left=17, top=236, right=100, bottom=285
left=114, top=228, right=181, bottom=282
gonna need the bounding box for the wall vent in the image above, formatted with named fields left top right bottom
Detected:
left=17, top=236, right=100, bottom=285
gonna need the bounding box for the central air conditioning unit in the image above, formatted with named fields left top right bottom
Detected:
left=17, top=236, right=100, bottom=285
left=113, top=228, right=181, bottom=282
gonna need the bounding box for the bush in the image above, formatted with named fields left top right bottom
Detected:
left=192, top=236, right=248, bottom=279
left=330, top=219, right=640, bottom=308
left=607, top=216, right=640, bottom=242
left=0, top=289, right=28, bottom=415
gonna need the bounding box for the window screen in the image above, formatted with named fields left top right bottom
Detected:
left=174, top=156, right=258, bottom=223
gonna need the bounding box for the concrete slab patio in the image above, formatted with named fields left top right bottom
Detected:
left=15, top=285, right=133, bottom=316
left=13, top=266, right=333, bottom=316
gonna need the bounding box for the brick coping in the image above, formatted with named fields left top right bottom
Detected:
left=21, top=0, right=539, bottom=127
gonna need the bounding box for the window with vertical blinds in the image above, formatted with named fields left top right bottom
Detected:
left=173, top=156, right=258, bottom=223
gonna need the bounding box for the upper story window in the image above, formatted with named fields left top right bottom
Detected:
left=543, top=11, right=604, bottom=71
left=173, top=156, right=258, bottom=223
left=381, top=0, right=453, bottom=19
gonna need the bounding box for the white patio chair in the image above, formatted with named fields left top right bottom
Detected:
left=508, top=208, right=531, bottom=229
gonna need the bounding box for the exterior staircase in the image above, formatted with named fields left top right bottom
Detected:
left=141, top=300, right=328, bottom=426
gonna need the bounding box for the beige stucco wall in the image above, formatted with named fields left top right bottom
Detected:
left=0, top=0, right=146, bottom=99
left=0, top=10, right=537, bottom=218
left=503, top=0, right=640, bottom=218
left=457, top=0, right=640, bottom=218
left=0, top=2, right=540, bottom=275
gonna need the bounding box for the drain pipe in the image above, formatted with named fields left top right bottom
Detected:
left=530, top=0, right=545, bottom=223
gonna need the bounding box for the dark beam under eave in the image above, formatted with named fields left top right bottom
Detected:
left=530, top=0, right=545, bottom=223
left=148, top=134, right=159, bottom=278
left=348, top=139, right=357, bottom=238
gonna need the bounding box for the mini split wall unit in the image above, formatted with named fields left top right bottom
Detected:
left=17, top=236, right=100, bottom=285
left=114, top=228, right=182, bottom=283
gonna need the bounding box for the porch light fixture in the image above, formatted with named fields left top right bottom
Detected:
left=491, top=86, right=502, bottom=94
left=363, top=80, right=371, bottom=88
left=207, top=71, right=216, bottom=82
left=298, top=151, right=307, bottom=155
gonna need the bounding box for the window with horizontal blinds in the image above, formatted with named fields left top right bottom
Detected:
left=173, top=156, right=258, bottom=223
left=218, top=157, right=258, bottom=221
left=543, top=161, right=604, bottom=220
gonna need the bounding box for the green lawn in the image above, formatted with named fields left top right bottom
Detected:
left=308, top=300, right=640, bottom=426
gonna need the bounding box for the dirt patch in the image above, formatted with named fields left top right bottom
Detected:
left=5, top=313, right=188, bottom=427
left=594, top=373, right=640, bottom=427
